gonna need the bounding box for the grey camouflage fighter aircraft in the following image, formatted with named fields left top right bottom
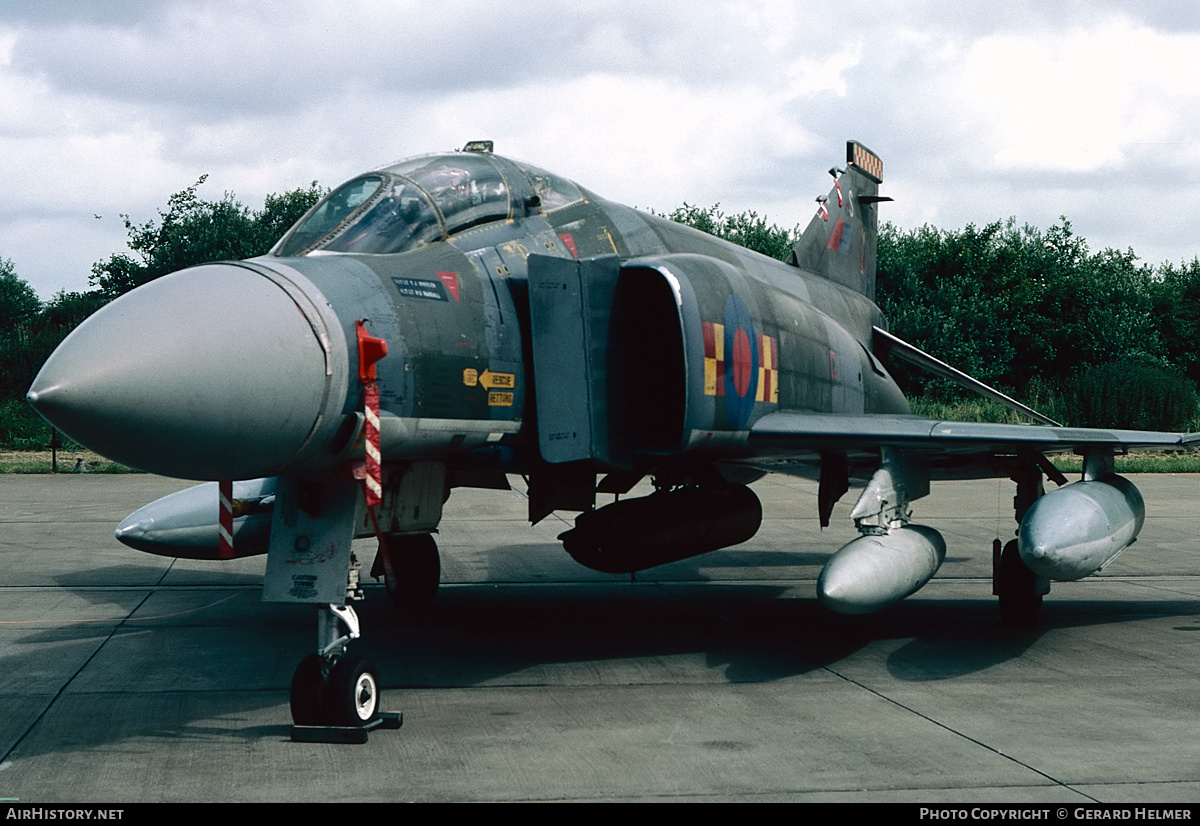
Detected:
left=26, top=140, right=1190, bottom=734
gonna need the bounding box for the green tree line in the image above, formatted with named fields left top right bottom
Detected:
left=3, top=194, right=1200, bottom=449
left=664, top=204, right=1200, bottom=431
left=0, top=179, right=325, bottom=448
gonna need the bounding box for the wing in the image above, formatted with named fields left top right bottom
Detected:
left=747, top=410, right=1185, bottom=480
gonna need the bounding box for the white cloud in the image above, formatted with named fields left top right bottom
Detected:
left=5, top=1, right=1200, bottom=296
left=418, top=71, right=819, bottom=213
left=954, top=16, right=1200, bottom=172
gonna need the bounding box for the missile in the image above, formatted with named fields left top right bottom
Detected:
left=1018, top=475, right=1144, bottom=581
left=559, top=484, right=762, bottom=574
left=817, top=524, right=946, bottom=614
left=25, top=263, right=350, bottom=481
left=115, top=478, right=276, bottom=559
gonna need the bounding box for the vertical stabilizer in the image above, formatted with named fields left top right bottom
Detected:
left=789, top=141, right=891, bottom=300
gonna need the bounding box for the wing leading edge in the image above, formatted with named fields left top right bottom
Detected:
left=749, top=410, right=1184, bottom=478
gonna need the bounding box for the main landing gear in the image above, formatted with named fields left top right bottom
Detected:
left=289, top=562, right=402, bottom=743
left=371, top=532, right=441, bottom=616
left=995, top=538, right=1043, bottom=628
left=993, top=459, right=1052, bottom=628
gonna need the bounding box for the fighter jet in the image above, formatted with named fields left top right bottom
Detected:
left=26, top=140, right=1188, bottom=733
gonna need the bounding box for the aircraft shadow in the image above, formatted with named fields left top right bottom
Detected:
left=3, top=564, right=1194, bottom=759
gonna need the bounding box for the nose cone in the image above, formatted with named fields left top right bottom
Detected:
left=28, top=263, right=336, bottom=480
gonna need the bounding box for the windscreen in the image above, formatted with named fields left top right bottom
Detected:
left=276, top=174, right=442, bottom=256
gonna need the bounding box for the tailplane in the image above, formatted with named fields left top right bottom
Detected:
left=789, top=140, right=891, bottom=300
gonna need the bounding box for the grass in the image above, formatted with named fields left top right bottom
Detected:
left=1049, top=452, right=1200, bottom=474
left=0, top=450, right=136, bottom=474
left=3, top=394, right=1198, bottom=474
left=909, top=396, right=1200, bottom=473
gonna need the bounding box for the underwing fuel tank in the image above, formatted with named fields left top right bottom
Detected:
left=115, top=478, right=275, bottom=559
left=1018, top=475, right=1145, bottom=581
left=817, top=525, right=946, bottom=615
left=559, top=485, right=762, bottom=574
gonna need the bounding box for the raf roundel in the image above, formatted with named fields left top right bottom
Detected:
left=723, top=294, right=759, bottom=430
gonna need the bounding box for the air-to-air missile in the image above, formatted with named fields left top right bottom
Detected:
left=27, top=140, right=1188, bottom=733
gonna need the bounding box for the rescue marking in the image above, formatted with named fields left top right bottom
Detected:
left=603, top=227, right=619, bottom=254
left=463, top=368, right=515, bottom=390
left=488, top=391, right=514, bottom=407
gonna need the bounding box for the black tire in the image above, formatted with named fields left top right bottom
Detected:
left=381, top=533, right=440, bottom=615
left=324, top=655, right=380, bottom=726
left=998, top=539, right=1042, bottom=628
left=290, top=653, right=326, bottom=726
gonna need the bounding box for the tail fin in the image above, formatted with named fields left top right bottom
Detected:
left=789, top=140, right=891, bottom=300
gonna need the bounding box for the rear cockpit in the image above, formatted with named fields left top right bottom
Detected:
left=273, top=150, right=585, bottom=257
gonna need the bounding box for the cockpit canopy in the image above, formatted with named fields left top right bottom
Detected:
left=274, top=152, right=584, bottom=257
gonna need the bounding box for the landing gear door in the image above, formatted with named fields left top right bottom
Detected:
left=527, top=254, right=623, bottom=467
left=263, top=473, right=359, bottom=605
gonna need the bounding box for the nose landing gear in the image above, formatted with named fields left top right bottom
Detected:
left=289, top=593, right=402, bottom=743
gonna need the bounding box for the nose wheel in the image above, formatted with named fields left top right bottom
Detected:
left=289, top=653, right=328, bottom=726
left=289, top=604, right=402, bottom=743
left=327, top=655, right=381, bottom=726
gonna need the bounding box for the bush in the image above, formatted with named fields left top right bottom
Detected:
left=1061, top=358, right=1198, bottom=431
left=0, top=398, right=54, bottom=449
left=663, top=203, right=800, bottom=261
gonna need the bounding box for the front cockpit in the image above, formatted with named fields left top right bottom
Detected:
left=273, top=150, right=585, bottom=257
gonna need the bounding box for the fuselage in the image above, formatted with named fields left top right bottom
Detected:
left=28, top=149, right=908, bottom=482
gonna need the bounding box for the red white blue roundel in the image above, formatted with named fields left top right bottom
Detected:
left=723, top=294, right=758, bottom=429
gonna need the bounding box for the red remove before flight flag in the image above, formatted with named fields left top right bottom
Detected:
left=356, top=320, right=388, bottom=508
left=218, top=478, right=234, bottom=559
left=363, top=382, right=382, bottom=507
left=356, top=320, right=388, bottom=383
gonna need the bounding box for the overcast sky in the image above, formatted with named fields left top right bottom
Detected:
left=4, top=0, right=1200, bottom=299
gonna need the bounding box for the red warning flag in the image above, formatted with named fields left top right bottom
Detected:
left=356, top=320, right=388, bottom=508
left=218, top=478, right=234, bottom=559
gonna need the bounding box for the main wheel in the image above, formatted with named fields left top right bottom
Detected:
left=379, top=533, right=440, bottom=615
left=324, top=655, right=380, bottom=726
left=997, top=539, right=1042, bottom=628
left=290, top=653, right=327, bottom=726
